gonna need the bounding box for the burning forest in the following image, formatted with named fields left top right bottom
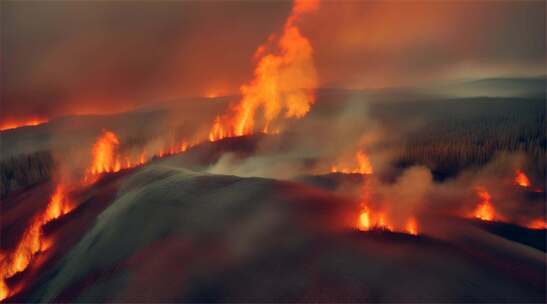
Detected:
left=1, top=0, right=546, bottom=302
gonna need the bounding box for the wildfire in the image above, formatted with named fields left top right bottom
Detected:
left=208, top=0, right=318, bottom=141
left=1, top=129, right=199, bottom=300
left=155, top=140, right=191, bottom=159
left=88, top=130, right=121, bottom=175
left=405, top=217, right=418, bottom=236
left=376, top=213, right=392, bottom=231
left=358, top=208, right=371, bottom=231
left=331, top=151, right=373, bottom=174
left=357, top=208, right=419, bottom=235
left=514, top=170, right=531, bottom=188
left=526, top=219, right=547, bottom=230
left=0, top=281, right=7, bottom=302
left=356, top=207, right=419, bottom=234
left=0, top=183, right=71, bottom=301
left=473, top=188, right=495, bottom=221
left=352, top=151, right=417, bottom=235
left=43, top=184, right=72, bottom=224
left=0, top=118, right=48, bottom=132
left=85, top=129, right=196, bottom=181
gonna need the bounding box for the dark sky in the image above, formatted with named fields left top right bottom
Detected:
left=1, top=0, right=545, bottom=122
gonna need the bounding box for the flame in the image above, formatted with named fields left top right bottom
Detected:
left=0, top=133, right=198, bottom=300
left=1, top=216, right=43, bottom=300
left=0, top=281, right=7, bottom=302
left=85, top=130, right=196, bottom=181
left=405, top=217, right=418, bottom=236
left=514, top=170, right=531, bottom=188
left=0, top=17, right=319, bottom=293
left=358, top=208, right=371, bottom=231
left=526, top=219, right=547, bottom=230
left=155, top=140, right=192, bottom=158
left=43, top=184, right=72, bottom=224
left=356, top=207, right=404, bottom=233
left=376, top=213, right=393, bottom=231
left=0, top=182, right=72, bottom=301
left=473, top=188, right=495, bottom=221
left=88, top=130, right=121, bottom=175
left=4, top=221, right=42, bottom=278
left=0, top=118, right=48, bottom=132
left=355, top=152, right=374, bottom=174
left=209, top=116, right=229, bottom=141
left=208, top=0, right=318, bottom=141
left=331, top=151, right=373, bottom=174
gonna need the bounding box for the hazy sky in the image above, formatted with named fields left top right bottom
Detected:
left=1, top=0, right=545, bottom=122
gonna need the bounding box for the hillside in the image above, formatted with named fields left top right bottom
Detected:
left=12, top=163, right=545, bottom=302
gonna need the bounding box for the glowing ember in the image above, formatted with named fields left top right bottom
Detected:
left=514, top=170, right=531, bottom=188
left=331, top=151, right=373, bottom=174
left=0, top=118, right=48, bottom=132
left=473, top=188, right=495, bottom=221
left=208, top=0, right=318, bottom=141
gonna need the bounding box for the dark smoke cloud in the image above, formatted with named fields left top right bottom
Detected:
left=304, top=0, right=546, bottom=88
left=1, top=1, right=291, bottom=120
left=1, top=0, right=545, bottom=121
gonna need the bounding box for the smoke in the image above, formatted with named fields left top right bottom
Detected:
left=9, top=79, right=536, bottom=235
left=203, top=88, right=544, bottom=234
left=374, top=166, right=433, bottom=224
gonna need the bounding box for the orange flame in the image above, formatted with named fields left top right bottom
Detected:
left=0, top=118, right=48, bottom=132
left=0, top=280, right=7, bottom=302
left=526, top=219, right=547, bottom=230
left=514, top=170, right=531, bottom=188
left=473, top=188, right=495, bottom=221
left=85, top=130, right=196, bottom=181
left=208, top=0, right=318, bottom=141
left=0, top=133, right=198, bottom=300
left=405, top=217, right=418, bottom=236
left=43, top=184, right=72, bottom=224
left=0, top=183, right=72, bottom=301
left=2, top=220, right=42, bottom=278
left=355, top=152, right=374, bottom=174
left=331, top=151, right=373, bottom=174
left=88, top=130, right=121, bottom=175
left=376, top=213, right=393, bottom=231
left=358, top=208, right=371, bottom=231
left=356, top=207, right=404, bottom=233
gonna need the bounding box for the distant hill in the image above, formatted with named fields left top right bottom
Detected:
left=425, top=75, right=546, bottom=98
